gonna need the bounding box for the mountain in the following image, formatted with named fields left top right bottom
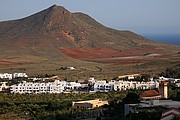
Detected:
left=0, top=5, right=179, bottom=75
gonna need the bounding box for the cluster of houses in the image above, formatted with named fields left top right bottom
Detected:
left=71, top=80, right=180, bottom=119
left=0, top=73, right=28, bottom=80
left=0, top=72, right=180, bottom=119
left=10, top=80, right=81, bottom=94
left=124, top=81, right=180, bottom=120
left=0, top=73, right=180, bottom=94
left=90, top=78, right=159, bottom=92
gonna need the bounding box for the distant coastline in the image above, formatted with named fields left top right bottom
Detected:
left=143, top=34, right=180, bottom=45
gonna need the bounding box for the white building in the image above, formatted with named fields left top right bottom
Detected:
left=114, top=80, right=159, bottom=91
left=10, top=80, right=82, bottom=94
left=89, top=78, right=159, bottom=92
left=28, top=77, right=50, bottom=81
left=0, top=73, right=28, bottom=80
left=13, top=73, right=28, bottom=78
left=65, top=82, right=81, bottom=90
left=67, top=67, right=75, bottom=70
left=93, top=80, right=114, bottom=92
left=10, top=80, right=66, bottom=94
left=0, top=73, right=13, bottom=80
left=158, top=76, right=180, bottom=83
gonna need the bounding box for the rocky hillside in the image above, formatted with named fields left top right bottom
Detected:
left=0, top=5, right=179, bottom=60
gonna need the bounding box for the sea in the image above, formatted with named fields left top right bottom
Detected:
left=142, top=34, right=180, bottom=46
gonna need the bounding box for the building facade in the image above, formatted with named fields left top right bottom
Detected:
left=72, top=99, right=108, bottom=109
left=10, top=80, right=82, bottom=94
left=0, top=73, right=28, bottom=80
left=159, top=82, right=168, bottom=99
left=11, top=80, right=66, bottom=94
left=0, top=73, right=13, bottom=80
left=114, top=80, right=159, bottom=91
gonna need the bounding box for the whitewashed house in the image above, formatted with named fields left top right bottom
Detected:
left=67, top=67, right=75, bottom=70
left=10, top=80, right=82, bottom=94
left=0, top=73, right=13, bottom=80
left=10, top=80, right=66, bottom=94
left=114, top=80, right=159, bottom=91
left=65, top=82, right=81, bottom=90
left=13, top=73, right=28, bottom=78
left=0, top=73, right=28, bottom=80
left=157, top=76, right=180, bottom=83
left=93, top=80, right=114, bottom=92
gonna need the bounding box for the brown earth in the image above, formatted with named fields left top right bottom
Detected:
left=60, top=47, right=164, bottom=65
left=60, top=47, right=162, bottom=59
left=0, top=4, right=179, bottom=61
left=0, top=60, right=16, bottom=66
left=0, top=5, right=179, bottom=76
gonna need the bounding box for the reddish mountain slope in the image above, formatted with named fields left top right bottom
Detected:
left=0, top=5, right=179, bottom=64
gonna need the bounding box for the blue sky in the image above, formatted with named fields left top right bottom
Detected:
left=0, top=0, right=180, bottom=34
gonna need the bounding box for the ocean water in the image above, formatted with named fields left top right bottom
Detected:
left=142, top=34, right=180, bottom=46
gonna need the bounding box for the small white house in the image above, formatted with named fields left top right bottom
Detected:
left=0, top=73, right=13, bottom=80
left=13, top=73, right=28, bottom=78
left=67, top=67, right=75, bottom=70
left=93, top=80, right=114, bottom=92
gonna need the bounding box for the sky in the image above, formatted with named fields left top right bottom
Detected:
left=0, top=0, right=180, bottom=35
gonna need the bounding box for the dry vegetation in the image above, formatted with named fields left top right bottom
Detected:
left=0, top=5, right=179, bottom=80
left=0, top=55, right=179, bottom=81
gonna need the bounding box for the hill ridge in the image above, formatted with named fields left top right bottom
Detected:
left=0, top=5, right=179, bottom=60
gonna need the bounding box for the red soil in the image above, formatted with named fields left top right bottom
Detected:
left=60, top=47, right=161, bottom=59
left=60, top=47, right=162, bottom=65
left=0, top=60, right=16, bottom=65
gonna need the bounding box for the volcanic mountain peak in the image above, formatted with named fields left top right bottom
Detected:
left=50, top=4, right=67, bottom=11
left=0, top=4, right=179, bottom=60
left=0, top=5, right=179, bottom=77
left=48, top=4, right=70, bottom=15
left=50, top=4, right=60, bottom=9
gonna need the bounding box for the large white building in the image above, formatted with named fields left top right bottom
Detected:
left=0, top=73, right=13, bottom=80
left=10, top=80, right=82, bottom=94
left=13, top=73, right=28, bottom=78
left=11, top=80, right=66, bottom=94
left=114, top=80, right=159, bottom=91
left=93, top=80, right=114, bottom=92
left=90, top=78, right=159, bottom=92
left=0, top=73, right=28, bottom=80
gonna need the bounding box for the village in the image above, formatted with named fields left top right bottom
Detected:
left=0, top=72, right=180, bottom=120
left=1, top=72, right=179, bottom=94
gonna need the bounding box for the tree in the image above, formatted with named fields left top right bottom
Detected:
left=160, top=68, right=180, bottom=78
left=122, top=92, right=140, bottom=104
left=141, top=74, right=151, bottom=82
